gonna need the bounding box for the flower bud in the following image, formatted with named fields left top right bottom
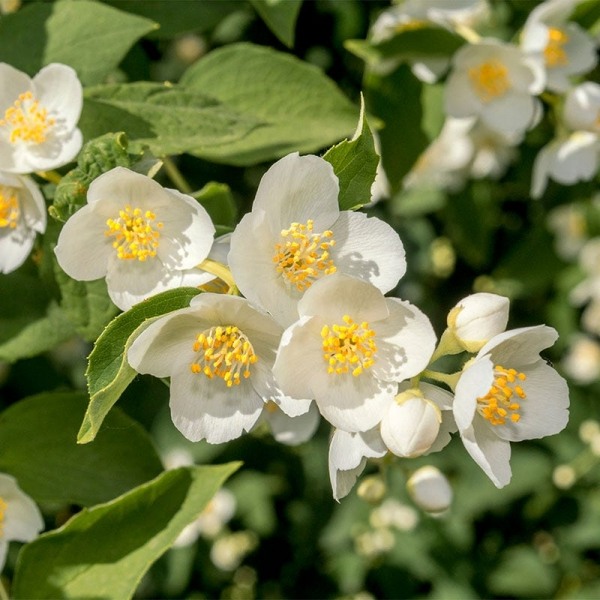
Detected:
left=407, top=466, right=452, bottom=514
left=447, top=292, right=509, bottom=352
left=357, top=475, right=387, bottom=504
left=380, top=390, right=441, bottom=458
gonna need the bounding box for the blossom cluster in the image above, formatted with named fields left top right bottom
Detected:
left=372, top=0, right=599, bottom=197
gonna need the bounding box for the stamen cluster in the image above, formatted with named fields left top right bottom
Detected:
left=0, top=187, right=19, bottom=229
left=476, top=365, right=526, bottom=425
left=0, top=91, right=55, bottom=144
left=105, top=206, right=163, bottom=261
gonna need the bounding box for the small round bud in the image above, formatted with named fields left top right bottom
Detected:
left=357, top=475, right=387, bottom=504
left=407, top=465, right=452, bottom=514
left=552, top=465, right=576, bottom=489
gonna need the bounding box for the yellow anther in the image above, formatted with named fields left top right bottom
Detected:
left=477, top=365, right=527, bottom=425
left=0, top=186, right=20, bottom=229
left=272, top=219, right=336, bottom=292
left=468, top=59, right=511, bottom=102
left=544, top=27, right=569, bottom=67
left=0, top=496, right=6, bottom=536
left=322, top=314, right=377, bottom=377
left=0, top=91, right=55, bottom=144
left=104, top=205, right=164, bottom=261
left=189, top=325, right=257, bottom=386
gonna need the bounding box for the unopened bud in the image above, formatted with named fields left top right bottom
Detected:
left=357, top=475, right=387, bottom=504
left=407, top=465, right=452, bottom=514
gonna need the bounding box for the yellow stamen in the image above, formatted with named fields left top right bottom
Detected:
left=544, top=27, right=569, bottom=67
left=322, top=314, right=377, bottom=376
left=272, top=219, right=336, bottom=292
left=477, top=365, right=526, bottom=425
left=105, top=205, right=163, bottom=261
left=0, top=496, right=7, bottom=536
left=0, top=91, right=55, bottom=144
left=190, top=325, right=257, bottom=387
left=468, top=59, right=511, bottom=102
left=0, top=186, right=19, bottom=229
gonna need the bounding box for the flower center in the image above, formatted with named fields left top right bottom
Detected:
left=321, top=315, right=377, bottom=377
left=105, top=205, right=163, bottom=261
left=0, top=91, right=56, bottom=144
left=190, top=325, right=257, bottom=387
left=544, top=27, right=569, bottom=67
left=0, top=496, right=7, bottom=537
left=468, top=59, right=511, bottom=102
left=0, top=186, right=19, bottom=229
left=477, top=365, right=526, bottom=425
left=272, top=219, right=336, bottom=292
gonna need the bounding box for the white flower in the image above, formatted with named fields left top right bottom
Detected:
left=521, top=0, right=598, bottom=92
left=127, top=293, right=310, bottom=444
left=407, top=465, right=453, bottom=514
left=380, top=382, right=454, bottom=458
left=447, top=292, right=510, bottom=352
left=562, top=335, right=600, bottom=385
left=54, top=167, right=216, bottom=311
left=453, top=325, right=569, bottom=488
left=228, top=153, right=406, bottom=326
left=274, top=274, right=437, bottom=432
left=444, top=40, right=545, bottom=136
left=259, top=401, right=320, bottom=446
left=467, top=119, right=522, bottom=179
left=0, top=473, right=44, bottom=571
left=328, top=427, right=387, bottom=501
left=0, top=172, right=45, bottom=274
left=564, top=82, right=600, bottom=134
left=0, top=63, right=83, bottom=173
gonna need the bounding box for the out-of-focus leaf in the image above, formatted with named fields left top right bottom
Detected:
left=249, top=0, right=303, bottom=47
left=0, top=391, right=163, bottom=506
left=12, top=463, right=241, bottom=599
left=0, top=0, right=157, bottom=84
left=193, top=182, right=237, bottom=228
left=323, top=96, right=379, bottom=211
left=180, top=42, right=358, bottom=165
left=79, top=288, right=201, bottom=444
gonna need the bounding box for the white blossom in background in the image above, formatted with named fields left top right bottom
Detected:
left=380, top=382, right=455, bottom=458
left=228, top=152, right=406, bottom=327
left=0, top=172, right=45, bottom=274
left=0, top=473, right=44, bottom=571
left=521, top=0, right=598, bottom=92
left=328, top=427, right=387, bottom=501
left=55, top=167, right=216, bottom=311
left=547, top=201, right=590, bottom=260
left=532, top=82, right=600, bottom=198
left=274, top=274, right=437, bottom=433
left=467, top=119, right=522, bottom=179
left=0, top=63, right=82, bottom=173
left=453, top=325, right=569, bottom=488
left=444, top=40, right=545, bottom=137
left=128, top=293, right=311, bottom=444
left=570, top=238, right=600, bottom=336
left=407, top=465, right=453, bottom=514
left=258, top=401, right=320, bottom=446
left=562, top=335, right=600, bottom=385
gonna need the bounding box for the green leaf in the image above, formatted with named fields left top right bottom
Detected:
left=81, top=82, right=260, bottom=157
left=79, top=288, right=202, bottom=444
left=193, top=182, right=238, bottom=228
left=0, top=0, right=157, bottom=85
left=0, top=391, right=163, bottom=507
left=12, top=463, right=241, bottom=599
left=323, top=96, right=379, bottom=211
left=0, top=302, right=75, bottom=363
left=249, top=0, right=303, bottom=47
left=365, top=65, right=429, bottom=192
left=180, top=42, right=359, bottom=165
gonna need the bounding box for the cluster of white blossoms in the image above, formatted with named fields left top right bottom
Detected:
left=377, top=0, right=599, bottom=196
left=53, top=146, right=570, bottom=499
left=0, top=63, right=83, bottom=274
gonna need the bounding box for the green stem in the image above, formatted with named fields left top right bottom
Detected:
left=162, top=156, right=192, bottom=195
left=197, top=258, right=238, bottom=295
left=454, top=23, right=481, bottom=44
left=35, top=170, right=62, bottom=185
left=421, top=369, right=461, bottom=392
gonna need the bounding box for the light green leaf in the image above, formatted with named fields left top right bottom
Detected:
left=193, top=181, right=237, bottom=228
left=0, top=391, right=163, bottom=507
left=81, top=82, right=260, bottom=156
left=12, top=463, right=241, bottom=599
left=0, top=301, right=75, bottom=363
left=79, top=288, right=202, bottom=444
left=0, top=0, right=157, bottom=84
left=323, top=96, right=378, bottom=211
left=180, top=42, right=358, bottom=165
left=249, top=0, right=303, bottom=47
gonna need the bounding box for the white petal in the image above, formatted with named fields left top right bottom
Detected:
left=481, top=93, right=537, bottom=135
left=170, top=368, right=263, bottom=443
left=531, top=142, right=554, bottom=199
left=329, top=427, right=387, bottom=472
left=33, top=63, right=83, bottom=129
left=460, top=420, right=512, bottom=488
left=330, top=211, right=406, bottom=293
left=264, top=402, right=320, bottom=445
left=253, top=153, right=340, bottom=232
left=481, top=325, right=558, bottom=366
left=453, top=355, right=494, bottom=432
left=0, top=224, right=35, bottom=274
left=330, top=458, right=366, bottom=502
left=420, top=381, right=454, bottom=411
left=444, top=70, right=482, bottom=119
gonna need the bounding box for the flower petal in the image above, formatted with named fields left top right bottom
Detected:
left=263, top=402, right=320, bottom=445
left=33, top=63, right=83, bottom=129
left=454, top=355, right=494, bottom=433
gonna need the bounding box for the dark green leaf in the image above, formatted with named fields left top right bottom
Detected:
left=249, top=0, right=303, bottom=47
